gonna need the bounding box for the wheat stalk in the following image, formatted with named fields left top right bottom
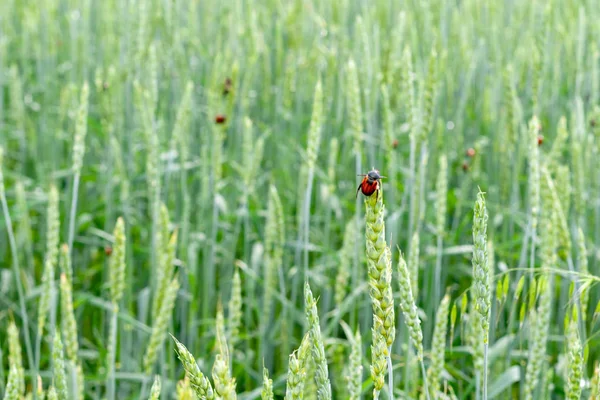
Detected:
left=0, top=146, right=36, bottom=389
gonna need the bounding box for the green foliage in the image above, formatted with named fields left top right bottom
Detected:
left=1, top=1, right=599, bottom=399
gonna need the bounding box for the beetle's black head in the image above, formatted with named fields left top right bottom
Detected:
left=367, top=169, right=381, bottom=182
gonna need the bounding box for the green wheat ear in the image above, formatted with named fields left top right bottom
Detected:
left=306, top=79, right=323, bottom=173
left=472, top=190, right=490, bottom=343
left=408, top=231, right=420, bottom=298
left=565, top=321, right=583, bottom=400
left=528, top=116, right=541, bottom=231
left=52, top=331, right=68, bottom=400
left=576, top=228, right=589, bottom=321
left=263, top=184, right=285, bottom=334
left=211, top=353, right=236, bottom=400
left=149, top=375, right=161, bottom=400
left=47, top=386, right=58, bottom=400
left=396, top=251, right=424, bottom=360
left=172, top=335, right=215, bottom=399
left=59, top=271, right=79, bottom=363
left=108, top=217, right=126, bottom=304
left=524, top=163, right=558, bottom=399
left=72, top=81, right=90, bottom=174
left=228, top=267, right=242, bottom=347
left=261, top=368, right=274, bottom=400
left=591, top=362, right=600, bottom=399
left=176, top=377, right=195, bottom=400
left=5, top=364, right=21, bottom=400
left=304, top=281, right=332, bottom=400
left=345, top=329, right=362, bottom=400
left=424, top=294, right=450, bottom=399
left=284, top=350, right=305, bottom=400
left=8, top=322, right=24, bottom=396
left=143, top=276, right=180, bottom=373
left=364, top=186, right=395, bottom=397
left=436, top=155, right=448, bottom=235
left=39, top=185, right=60, bottom=337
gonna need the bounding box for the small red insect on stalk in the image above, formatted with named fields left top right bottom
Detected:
left=104, top=245, right=113, bottom=256
left=537, top=135, right=544, bottom=146
left=462, top=161, right=469, bottom=172
left=356, top=169, right=385, bottom=200
left=392, top=139, right=399, bottom=149
left=215, top=114, right=226, bottom=124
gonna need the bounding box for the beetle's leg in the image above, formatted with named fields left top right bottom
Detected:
left=356, top=184, right=362, bottom=199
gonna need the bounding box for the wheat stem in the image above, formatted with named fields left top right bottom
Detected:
left=0, top=148, right=35, bottom=386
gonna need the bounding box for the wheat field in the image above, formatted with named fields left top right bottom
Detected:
left=1, top=0, right=599, bottom=399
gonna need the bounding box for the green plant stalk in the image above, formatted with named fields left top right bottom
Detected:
left=434, top=233, right=443, bottom=321
left=420, top=359, right=431, bottom=400
left=406, top=133, right=417, bottom=254
left=107, top=304, right=118, bottom=400
left=565, top=255, right=586, bottom=343
left=433, top=154, right=447, bottom=315
left=15, top=182, right=34, bottom=269
left=292, top=79, right=322, bottom=317
left=301, top=168, right=315, bottom=295
left=204, top=191, right=220, bottom=332
left=483, top=345, right=488, bottom=400
left=242, top=195, right=252, bottom=377
left=352, top=157, right=362, bottom=332
left=178, top=162, right=191, bottom=347
left=543, top=169, right=585, bottom=341
left=387, top=354, right=393, bottom=400
left=66, top=172, right=80, bottom=258
left=1, top=180, right=36, bottom=386
left=34, top=324, right=43, bottom=400
left=403, top=326, right=412, bottom=397
left=347, top=57, right=364, bottom=331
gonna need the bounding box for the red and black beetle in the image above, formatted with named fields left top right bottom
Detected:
left=356, top=169, right=385, bottom=200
